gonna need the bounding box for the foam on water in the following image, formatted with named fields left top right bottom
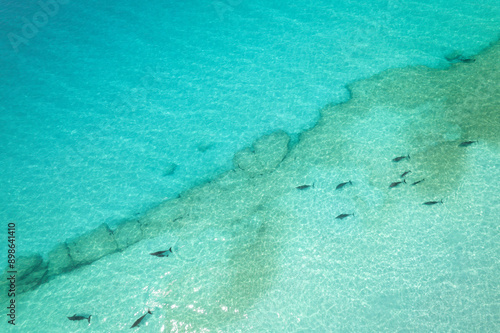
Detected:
left=1, top=0, right=500, bottom=262
left=1, top=37, right=498, bottom=332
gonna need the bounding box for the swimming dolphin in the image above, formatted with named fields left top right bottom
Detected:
left=150, top=248, right=173, bottom=257
left=400, top=170, right=411, bottom=178
left=458, top=57, right=475, bottom=63
left=131, top=310, right=153, bottom=328
left=336, top=213, right=354, bottom=220
left=335, top=180, right=352, bottom=190
left=392, top=154, right=410, bottom=162
left=296, top=183, right=314, bottom=190
left=423, top=200, right=443, bottom=205
left=67, top=314, right=91, bottom=323
left=458, top=140, right=477, bottom=147
left=389, top=179, right=406, bottom=188
left=411, top=179, right=425, bottom=186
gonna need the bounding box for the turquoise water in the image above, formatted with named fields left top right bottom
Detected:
left=1, top=0, right=498, bottom=260
left=0, top=0, right=499, bottom=331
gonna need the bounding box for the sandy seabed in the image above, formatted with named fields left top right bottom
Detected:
left=1, top=40, right=499, bottom=332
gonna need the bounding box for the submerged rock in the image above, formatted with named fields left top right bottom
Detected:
left=113, top=220, right=143, bottom=250
left=444, top=50, right=476, bottom=63
left=139, top=198, right=185, bottom=238
left=0, top=254, right=47, bottom=300
left=233, top=130, right=290, bottom=177
left=16, top=254, right=44, bottom=279
left=67, top=223, right=118, bottom=266
left=233, top=147, right=259, bottom=174
left=17, top=261, right=48, bottom=294
left=445, top=50, right=463, bottom=62
left=48, top=243, right=74, bottom=277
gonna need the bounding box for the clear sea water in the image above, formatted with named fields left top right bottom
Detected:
left=0, top=0, right=499, bottom=331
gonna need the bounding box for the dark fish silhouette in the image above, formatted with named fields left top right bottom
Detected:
left=131, top=310, right=153, bottom=328
left=389, top=179, right=406, bottom=188
left=68, top=314, right=91, bottom=323
left=400, top=170, right=411, bottom=178
left=423, top=200, right=443, bottom=205
left=459, top=140, right=477, bottom=147
left=296, top=183, right=314, bottom=190
left=411, top=179, right=425, bottom=186
left=336, top=213, right=354, bottom=220
left=150, top=248, right=172, bottom=257
left=459, top=57, right=475, bottom=63
left=335, top=180, right=352, bottom=190
left=392, top=154, right=410, bottom=162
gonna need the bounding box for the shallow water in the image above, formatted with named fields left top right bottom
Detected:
left=1, top=0, right=499, bottom=332
left=1, top=34, right=499, bottom=332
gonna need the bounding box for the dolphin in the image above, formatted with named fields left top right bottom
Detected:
left=392, top=154, right=410, bottom=162
left=150, top=248, right=173, bottom=257
left=400, top=170, right=411, bottom=178
left=423, top=200, right=443, bottom=205
left=336, top=213, right=354, bottom=220
left=335, top=180, right=352, bottom=190
left=67, top=314, right=91, bottom=323
left=411, top=178, right=425, bottom=186
left=458, top=57, right=475, bottom=63
left=131, top=310, right=153, bottom=328
left=389, top=179, right=406, bottom=188
left=458, top=140, right=477, bottom=147
left=296, top=182, right=315, bottom=190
